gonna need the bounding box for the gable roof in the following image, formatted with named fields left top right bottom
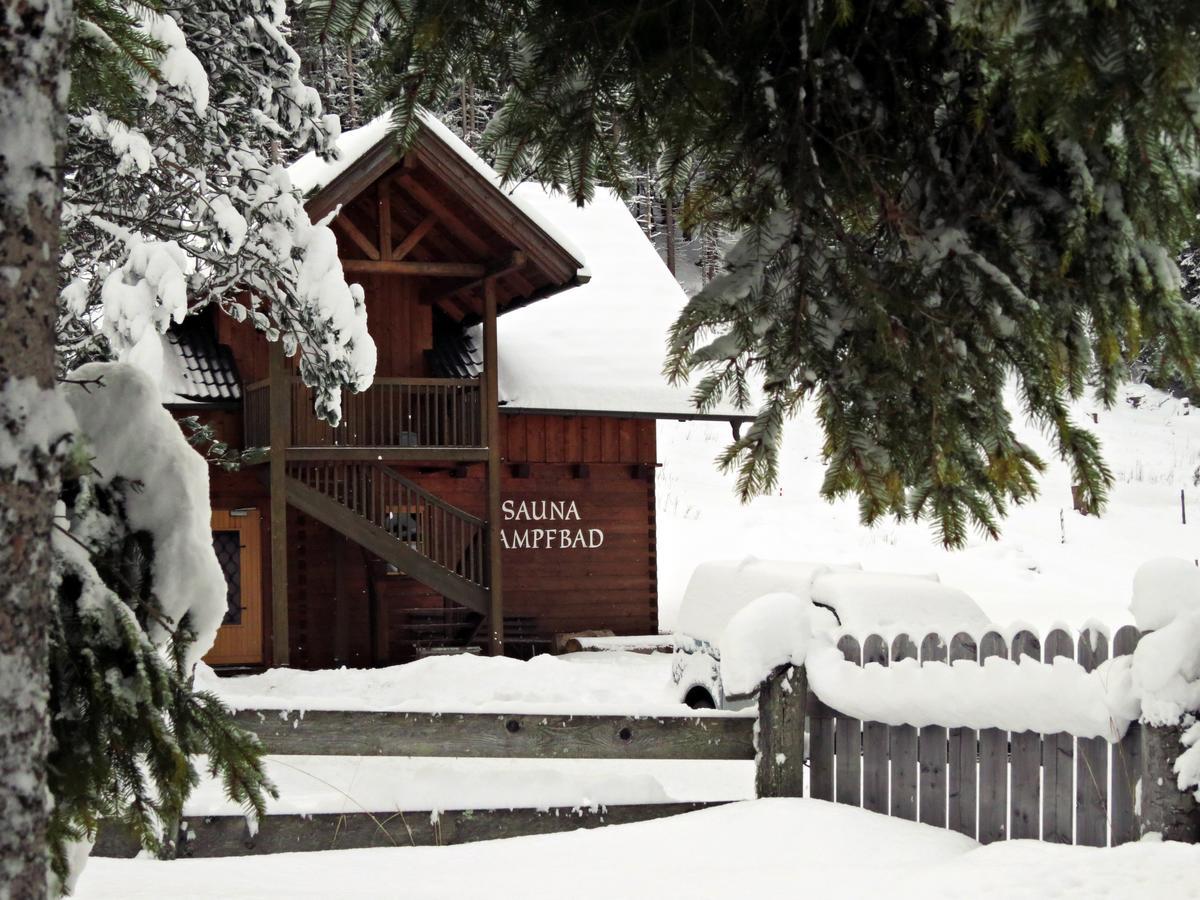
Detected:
left=162, top=114, right=751, bottom=422
left=287, top=112, right=587, bottom=322
left=291, top=112, right=589, bottom=276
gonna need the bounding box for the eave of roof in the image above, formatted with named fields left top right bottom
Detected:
left=294, top=112, right=588, bottom=313
left=499, top=406, right=755, bottom=424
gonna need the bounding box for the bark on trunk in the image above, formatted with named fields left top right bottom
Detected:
left=664, top=194, right=676, bottom=276
left=0, top=1, right=73, bottom=896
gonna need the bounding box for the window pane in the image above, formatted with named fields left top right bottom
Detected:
left=212, top=530, right=242, bottom=625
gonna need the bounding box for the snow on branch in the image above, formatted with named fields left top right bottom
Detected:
left=59, top=3, right=374, bottom=422
left=62, top=362, right=226, bottom=665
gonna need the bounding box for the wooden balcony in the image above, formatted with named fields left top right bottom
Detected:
left=244, top=377, right=486, bottom=460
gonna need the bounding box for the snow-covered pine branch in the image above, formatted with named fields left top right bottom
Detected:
left=59, top=1, right=375, bottom=423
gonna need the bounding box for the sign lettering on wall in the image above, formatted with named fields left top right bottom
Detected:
left=499, top=499, right=605, bottom=550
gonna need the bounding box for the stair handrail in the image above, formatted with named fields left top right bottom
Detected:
left=370, top=462, right=487, bottom=528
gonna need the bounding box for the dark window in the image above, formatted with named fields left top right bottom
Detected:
left=212, top=530, right=242, bottom=625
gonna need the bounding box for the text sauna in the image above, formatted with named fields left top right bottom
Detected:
left=500, top=499, right=605, bottom=550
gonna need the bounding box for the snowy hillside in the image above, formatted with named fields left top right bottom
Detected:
left=657, top=384, right=1200, bottom=633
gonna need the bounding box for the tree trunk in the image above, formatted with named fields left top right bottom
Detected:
left=0, top=1, right=73, bottom=896
left=345, top=42, right=358, bottom=127
left=664, top=194, right=676, bottom=276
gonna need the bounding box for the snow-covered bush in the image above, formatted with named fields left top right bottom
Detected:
left=48, top=364, right=274, bottom=887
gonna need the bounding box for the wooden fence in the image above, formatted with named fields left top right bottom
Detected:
left=94, top=710, right=756, bottom=858
left=95, top=623, right=1174, bottom=859
left=800, top=624, right=1143, bottom=846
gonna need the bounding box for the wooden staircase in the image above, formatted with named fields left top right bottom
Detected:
left=284, top=461, right=489, bottom=615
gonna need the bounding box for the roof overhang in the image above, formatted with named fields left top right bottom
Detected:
left=303, top=115, right=587, bottom=318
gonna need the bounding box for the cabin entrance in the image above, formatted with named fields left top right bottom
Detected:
left=204, top=508, right=265, bottom=666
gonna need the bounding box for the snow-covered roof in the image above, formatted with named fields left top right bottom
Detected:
left=289, top=111, right=750, bottom=420
left=159, top=314, right=241, bottom=407
left=288, top=111, right=588, bottom=277
left=488, top=185, right=748, bottom=419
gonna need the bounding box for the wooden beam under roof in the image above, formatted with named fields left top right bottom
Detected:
left=392, top=215, right=437, bottom=260
left=333, top=214, right=380, bottom=261
left=430, top=251, right=527, bottom=310
left=396, top=173, right=494, bottom=257
left=434, top=296, right=475, bottom=322
left=342, top=259, right=486, bottom=277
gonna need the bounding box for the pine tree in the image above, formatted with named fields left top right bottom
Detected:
left=1133, top=246, right=1200, bottom=400
left=48, top=394, right=274, bottom=884
left=24, top=2, right=375, bottom=889
left=61, top=1, right=374, bottom=424
left=315, top=0, right=1200, bottom=547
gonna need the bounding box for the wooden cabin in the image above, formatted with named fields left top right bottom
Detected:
left=164, top=112, right=747, bottom=670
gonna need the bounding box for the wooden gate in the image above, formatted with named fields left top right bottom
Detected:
left=803, top=624, right=1142, bottom=846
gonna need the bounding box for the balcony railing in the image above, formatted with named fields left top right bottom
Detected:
left=244, top=377, right=484, bottom=450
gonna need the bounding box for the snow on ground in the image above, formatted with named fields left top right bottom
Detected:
left=76, top=799, right=1200, bottom=899
left=658, top=385, right=1200, bottom=634
left=198, top=650, right=708, bottom=716
left=193, top=651, right=752, bottom=817
left=186, top=756, right=752, bottom=817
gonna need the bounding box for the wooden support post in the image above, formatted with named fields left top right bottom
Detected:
left=483, top=277, right=504, bottom=656
left=268, top=340, right=290, bottom=667
left=378, top=179, right=392, bottom=260
left=332, top=534, right=348, bottom=666
left=1140, top=721, right=1200, bottom=841
left=755, top=665, right=807, bottom=798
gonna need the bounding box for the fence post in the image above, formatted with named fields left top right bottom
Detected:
left=1140, top=721, right=1200, bottom=841
left=755, top=665, right=807, bottom=798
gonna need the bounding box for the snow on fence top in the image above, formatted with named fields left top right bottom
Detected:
left=716, top=556, right=1200, bottom=743
left=804, top=632, right=1139, bottom=741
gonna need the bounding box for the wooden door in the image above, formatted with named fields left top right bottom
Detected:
left=203, top=509, right=265, bottom=666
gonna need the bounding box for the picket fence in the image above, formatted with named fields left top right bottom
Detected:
left=803, top=624, right=1142, bottom=846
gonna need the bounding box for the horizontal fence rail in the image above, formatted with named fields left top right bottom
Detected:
left=244, top=377, right=484, bottom=450
left=95, top=803, right=729, bottom=858
left=95, top=709, right=754, bottom=858
left=807, top=624, right=1143, bottom=847
left=288, top=460, right=488, bottom=590
left=231, top=709, right=758, bottom=760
